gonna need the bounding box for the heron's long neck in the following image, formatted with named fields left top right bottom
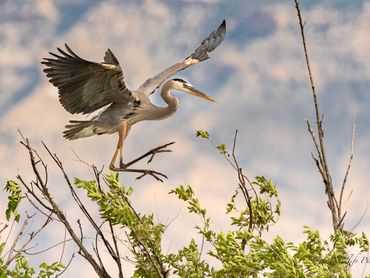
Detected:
left=159, top=82, right=179, bottom=118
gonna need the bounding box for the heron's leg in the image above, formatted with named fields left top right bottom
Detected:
left=109, top=143, right=120, bottom=171
left=109, top=122, right=128, bottom=170
left=109, top=123, right=173, bottom=182
left=119, top=125, right=131, bottom=168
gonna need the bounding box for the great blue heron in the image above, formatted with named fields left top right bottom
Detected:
left=42, top=20, right=226, bottom=181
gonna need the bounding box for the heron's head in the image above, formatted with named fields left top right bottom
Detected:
left=170, top=78, right=216, bottom=102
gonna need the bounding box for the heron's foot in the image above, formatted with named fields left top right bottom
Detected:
left=110, top=164, right=133, bottom=172
left=147, top=142, right=175, bottom=164
left=108, top=165, right=168, bottom=182
left=135, top=170, right=168, bottom=183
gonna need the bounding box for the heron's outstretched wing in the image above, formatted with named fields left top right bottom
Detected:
left=42, top=44, right=134, bottom=114
left=138, top=20, right=226, bottom=95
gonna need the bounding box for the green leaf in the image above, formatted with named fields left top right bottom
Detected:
left=217, top=144, right=229, bottom=156
left=253, top=176, right=278, bottom=197
left=4, top=180, right=22, bottom=222
left=196, top=130, right=209, bottom=139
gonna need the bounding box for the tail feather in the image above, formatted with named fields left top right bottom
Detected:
left=64, top=120, right=95, bottom=140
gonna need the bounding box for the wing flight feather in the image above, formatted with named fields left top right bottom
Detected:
left=138, top=20, right=226, bottom=95
left=42, top=44, right=133, bottom=114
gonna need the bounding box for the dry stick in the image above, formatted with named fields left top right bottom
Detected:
left=108, top=223, right=124, bottom=278
left=5, top=217, right=29, bottom=265
left=81, top=171, right=164, bottom=276
left=71, top=149, right=104, bottom=187
left=60, top=226, right=67, bottom=263
left=18, top=176, right=54, bottom=213
left=306, top=119, right=325, bottom=174
left=56, top=253, right=75, bottom=278
left=45, top=185, right=110, bottom=277
left=338, top=123, right=355, bottom=222
left=125, top=229, right=164, bottom=278
left=209, top=130, right=258, bottom=232
left=13, top=213, right=53, bottom=257
left=4, top=219, right=16, bottom=254
left=72, top=150, right=123, bottom=273
left=20, top=139, right=110, bottom=278
left=198, top=234, right=206, bottom=265
left=94, top=226, right=108, bottom=273
left=24, top=193, right=59, bottom=221
left=0, top=224, right=8, bottom=234
left=351, top=204, right=369, bottom=232
left=92, top=166, right=124, bottom=276
left=116, top=192, right=165, bottom=278
left=74, top=147, right=159, bottom=276
left=207, top=132, right=258, bottom=199
left=231, top=130, right=254, bottom=233
left=294, top=0, right=341, bottom=231
left=42, top=142, right=117, bottom=259
left=124, top=198, right=166, bottom=276
left=24, top=239, right=73, bottom=256
left=4, top=212, right=40, bottom=261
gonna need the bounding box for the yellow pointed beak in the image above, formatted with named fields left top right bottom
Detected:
left=182, top=84, right=216, bottom=102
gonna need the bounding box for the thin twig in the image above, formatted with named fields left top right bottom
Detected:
left=231, top=131, right=254, bottom=233
left=338, top=123, right=355, bottom=220
left=109, top=223, right=124, bottom=278
left=56, top=253, right=75, bottom=277
left=24, top=239, right=73, bottom=255
left=59, top=226, right=67, bottom=263
left=13, top=213, right=53, bottom=258
left=0, top=224, right=8, bottom=234
left=93, top=224, right=107, bottom=271
left=5, top=217, right=29, bottom=265
left=306, top=119, right=325, bottom=171
left=351, top=204, right=369, bottom=232
left=198, top=234, right=205, bottom=263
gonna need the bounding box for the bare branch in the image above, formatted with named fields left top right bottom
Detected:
left=5, top=217, right=29, bottom=265
left=338, top=123, right=356, bottom=218
left=18, top=136, right=111, bottom=277
left=42, top=142, right=117, bottom=258
left=294, top=0, right=341, bottom=231
left=231, top=130, right=254, bottom=233
left=306, top=119, right=324, bottom=170
left=13, top=213, right=53, bottom=257
left=351, top=204, right=369, bottom=232
left=59, top=226, right=67, bottom=263
left=56, top=253, right=75, bottom=277
left=93, top=224, right=107, bottom=272
left=23, top=238, right=73, bottom=256
left=109, top=223, right=124, bottom=278
left=0, top=224, right=8, bottom=234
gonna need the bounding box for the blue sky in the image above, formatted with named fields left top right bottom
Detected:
left=0, top=0, right=369, bottom=276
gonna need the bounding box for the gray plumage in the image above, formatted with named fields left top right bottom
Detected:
left=42, top=20, right=226, bottom=146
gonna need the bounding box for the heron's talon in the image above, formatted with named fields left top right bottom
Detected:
left=135, top=170, right=168, bottom=182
